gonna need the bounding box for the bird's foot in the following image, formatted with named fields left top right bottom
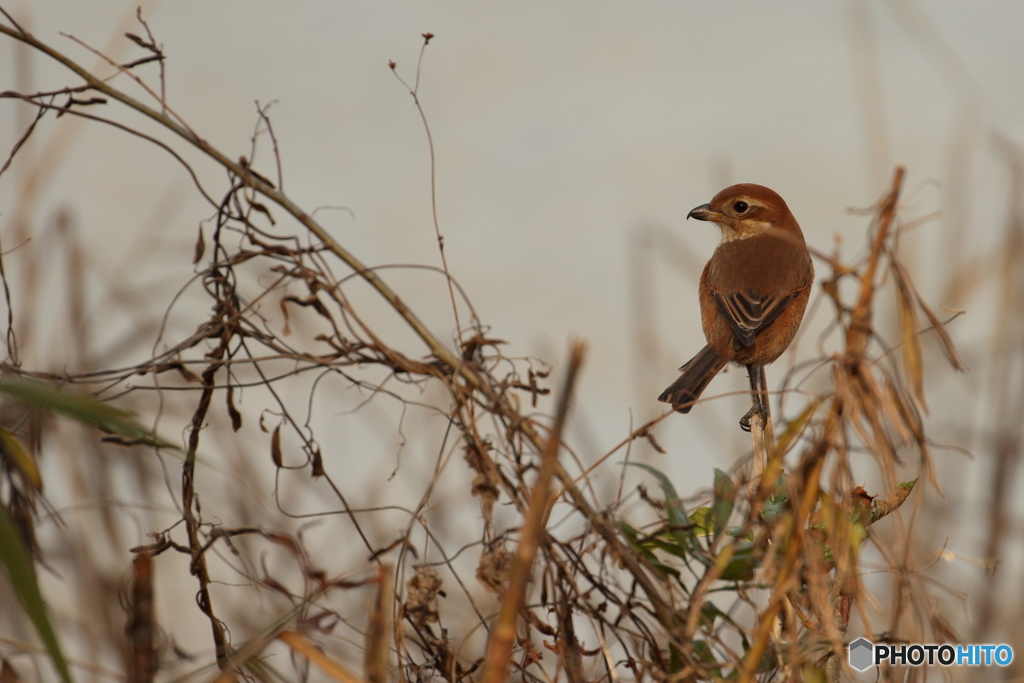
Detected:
left=739, top=403, right=768, bottom=432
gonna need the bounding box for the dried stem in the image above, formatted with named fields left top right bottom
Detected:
left=481, top=341, right=585, bottom=683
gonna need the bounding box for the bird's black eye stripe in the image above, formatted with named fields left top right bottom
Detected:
left=733, top=200, right=749, bottom=213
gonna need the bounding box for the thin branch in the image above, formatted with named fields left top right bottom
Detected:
left=481, top=341, right=585, bottom=683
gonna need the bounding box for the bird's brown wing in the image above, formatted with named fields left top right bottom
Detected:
left=713, top=289, right=800, bottom=348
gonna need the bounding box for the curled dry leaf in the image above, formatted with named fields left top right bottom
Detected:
left=226, top=384, right=242, bottom=432
left=892, top=260, right=927, bottom=411
left=470, top=474, right=498, bottom=526
left=192, top=225, right=205, bottom=264
left=871, top=479, right=917, bottom=522
left=845, top=485, right=875, bottom=525
left=460, top=332, right=507, bottom=362
left=774, top=396, right=825, bottom=457
left=271, top=423, right=282, bottom=467
left=463, top=437, right=500, bottom=527
left=404, top=566, right=443, bottom=627
left=476, top=546, right=513, bottom=594
left=0, top=429, right=41, bottom=492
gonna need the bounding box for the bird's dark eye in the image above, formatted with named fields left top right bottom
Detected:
left=733, top=201, right=749, bottom=214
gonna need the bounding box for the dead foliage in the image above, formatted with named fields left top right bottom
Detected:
left=0, top=13, right=979, bottom=683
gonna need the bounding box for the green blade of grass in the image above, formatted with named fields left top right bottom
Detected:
left=0, top=376, right=177, bottom=450
left=0, top=504, right=74, bottom=683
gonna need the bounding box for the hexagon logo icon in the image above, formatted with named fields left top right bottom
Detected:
left=849, top=637, right=874, bottom=672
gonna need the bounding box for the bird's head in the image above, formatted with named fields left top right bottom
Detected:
left=687, top=183, right=803, bottom=243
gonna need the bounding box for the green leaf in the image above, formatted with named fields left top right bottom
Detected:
left=618, top=522, right=681, bottom=579
left=701, top=600, right=750, bottom=650
left=670, top=640, right=723, bottom=677
left=619, top=522, right=655, bottom=560
left=0, top=504, right=73, bottom=683
left=668, top=642, right=685, bottom=675
left=0, top=376, right=177, bottom=450
left=624, top=462, right=704, bottom=566
left=717, top=540, right=756, bottom=582
left=647, top=536, right=693, bottom=560
left=691, top=639, right=723, bottom=672
left=624, top=462, right=689, bottom=524
left=710, top=469, right=735, bottom=540
left=760, top=472, right=789, bottom=522
left=690, top=506, right=712, bottom=537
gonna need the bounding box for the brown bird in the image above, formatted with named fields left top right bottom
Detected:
left=658, top=184, right=814, bottom=431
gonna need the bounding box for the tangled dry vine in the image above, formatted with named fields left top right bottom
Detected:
left=0, top=12, right=965, bottom=683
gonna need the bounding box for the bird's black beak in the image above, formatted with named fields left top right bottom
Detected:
left=687, top=203, right=719, bottom=221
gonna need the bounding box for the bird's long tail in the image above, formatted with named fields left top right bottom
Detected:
left=657, top=344, right=728, bottom=413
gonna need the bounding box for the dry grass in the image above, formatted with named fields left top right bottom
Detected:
left=0, top=9, right=1018, bottom=683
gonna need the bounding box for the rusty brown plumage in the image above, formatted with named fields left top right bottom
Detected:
left=658, top=183, right=814, bottom=429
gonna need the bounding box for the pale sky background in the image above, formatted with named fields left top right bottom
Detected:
left=3, top=0, right=1024, bottom=672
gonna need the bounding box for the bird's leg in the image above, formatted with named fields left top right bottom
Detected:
left=739, top=364, right=769, bottom=432
left=758, top=367, right=774, bottom=437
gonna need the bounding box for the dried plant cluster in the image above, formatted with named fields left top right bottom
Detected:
left=0, top=12, right=983, bottom=683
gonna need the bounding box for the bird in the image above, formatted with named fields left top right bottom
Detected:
left=658, top=184, right=814, bottom=431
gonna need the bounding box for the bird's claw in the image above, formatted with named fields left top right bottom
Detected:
left=739, top=403, right=768, bottom=432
